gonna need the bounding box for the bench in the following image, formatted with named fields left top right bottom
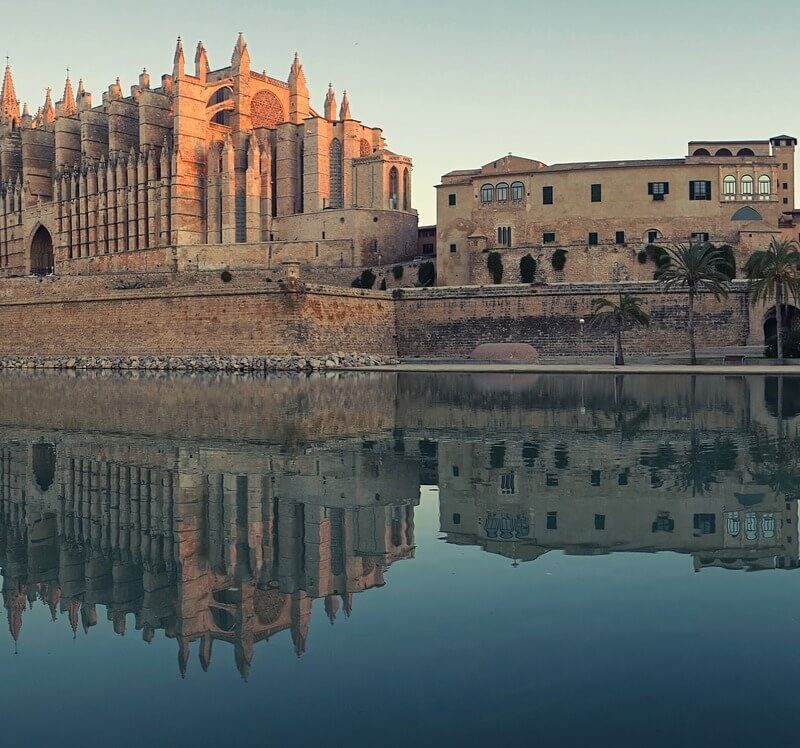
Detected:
left=723, top=355, right=747, bottom=366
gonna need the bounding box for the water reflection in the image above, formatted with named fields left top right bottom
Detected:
left=1, top=371, right=799, bottom=680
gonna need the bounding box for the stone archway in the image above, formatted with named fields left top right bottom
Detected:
left=763, top=304, right=800, bottom=344
left=30, top=225, right=54, bottom=276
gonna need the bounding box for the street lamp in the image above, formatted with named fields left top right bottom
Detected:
left=579, top=318, right=585, bottom=357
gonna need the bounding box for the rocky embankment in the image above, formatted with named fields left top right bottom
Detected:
left=0, top=353, right=399, bottom=372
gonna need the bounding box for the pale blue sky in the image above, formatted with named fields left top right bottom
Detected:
left=3, top=0, right=799, bottom=222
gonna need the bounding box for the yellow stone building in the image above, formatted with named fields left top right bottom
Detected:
left=436, top=140, right=798, bottom=286
left=0, top=35, right=417, bottom=278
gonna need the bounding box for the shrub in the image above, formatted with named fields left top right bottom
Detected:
left=220, top=270, right=233, bottom=283
left=392, top=264, right=404, bottom=280
left=551, top=248, right=567, bottom=272
left=765, top=330, right=800, bottom=359
left=637, top=249, right=648, bottom=264
left=520, top=254, right=537, bottom=283
left=487, top=251, right=504, bottom=284
left=352, top=269, right=376, bottom=289
left=418, top=261, right=436, bottom=287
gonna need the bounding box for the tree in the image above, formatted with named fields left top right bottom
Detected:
left=487, top=252, right=503, bottom=284
left=417, top=261, right=436, bottom=287
left=590, top=293, right=650, bottom=366
left=655, top=243, right=732, bottom=365
left=520, top=254, right=537, bottom=283
left=745, top=237, right=800, bottom=363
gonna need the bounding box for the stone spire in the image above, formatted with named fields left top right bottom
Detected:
left=20, top=102, right=31, bottom=128
left=324, top=83, right=337, bottom=121
left=60, top=72, right=76, bottom=117
left=40, top=88, right=55, bottom=125
left=194, top=41, right=209, bottom=82
left=339, top=90, right=351, bottom=121
left=288, top=52, right=310, bottom=124
left=288, top=52, right=304, bottom=86
left=172, top=36, right=185, bottom=79
left=231, top=32, right=250, bottom=69
left=1, top=61, right=20, bottom=127
left=76, top=79, right=92, bottom=111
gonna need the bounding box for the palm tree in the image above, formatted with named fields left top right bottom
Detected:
left=590, top=294, right=650, bottom=366
left=655, top=243, right=732, bottom=365
left=745, top=237, right=800, bottom=363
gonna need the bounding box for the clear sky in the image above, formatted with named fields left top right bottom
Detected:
left=3, top=0, right=800, bottom=223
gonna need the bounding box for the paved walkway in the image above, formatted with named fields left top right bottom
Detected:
left=360, top=346, right=800, bottom=375
left=367, top=362, right=800, bottom=375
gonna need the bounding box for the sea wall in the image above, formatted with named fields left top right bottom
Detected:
left=0, top=273, right=759, bottom=363
left=0, top=272, right=396, bottom=359
left=394, top=282, right=752, bottom=358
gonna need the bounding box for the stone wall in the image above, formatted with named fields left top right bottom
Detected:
left=394, top=282, right=752, bottom=358
left=466, top=241, right=755, bottom=286
left=0, top=273, right=397, bottom=358
left=0, top=272, right=761, bottom=362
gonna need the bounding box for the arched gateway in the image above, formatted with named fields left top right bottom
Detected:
left=30, top=225, right=54, bottom=276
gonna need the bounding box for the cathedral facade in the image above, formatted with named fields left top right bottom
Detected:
left=0, top=35, right=417, bottom=278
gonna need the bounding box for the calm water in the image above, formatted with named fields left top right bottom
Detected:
left=1, top=371, right=800, bottom=747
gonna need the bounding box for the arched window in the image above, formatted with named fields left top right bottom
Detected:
left=511, top=182, right=525, bottom=201
left=480, top=184, right=494, bottom=204
left=329, top=138, right=343, bottom=209
left=715, top=148, right=733, bottom=157
left=496, top=182, right=509, bottom=202
left=732, top=206, right=762, bottom=221
left=737, top=148, right=755, bottom=157
left=208, top=86, right=234, bottom=126
left=758, top=175, right=771, bottom=195
left=741, top=175, right=754, bottom=196
left=693, top=148, right=711, bottom=156
left=402, top=168, right=410, bottom=211
left=723, top=175, right=737, bottom=196
left=389, top=167, right=399, bottom=210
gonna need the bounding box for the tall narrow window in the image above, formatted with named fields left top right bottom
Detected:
left=235, top=188, right=246, bottom=243
left=741, top=175, right=754, bottom=196
left=511, top=181, right=525, bottom=201
left=403, top=168, right=410, bottom=211
left=481, top=184, right=495, bottom=204
left=389, top=167, right=399, bottom=210
left=543, top=185, right=553, bottom=204
left=329, top=138, right=343, bottom=209
left=758, top=175, right=771, bottom=195
left=298, top=141, right=304, bottom=213
left=496, top=183, right=509, bottom=202
left=591, top=183, right=602, bottom=202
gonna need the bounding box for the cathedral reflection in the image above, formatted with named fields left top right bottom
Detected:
left=0, top=438, right=418, bottom=678
left=2, top=371, right=799, bottom=677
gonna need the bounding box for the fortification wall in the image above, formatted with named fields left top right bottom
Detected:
left=394, top=282, right=752, bottom=358
left=0, top=273, right=396, bottom=358
left=0, top=272, right=760, bottom=363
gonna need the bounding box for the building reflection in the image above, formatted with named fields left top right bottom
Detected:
left=2, top=370, right=800, bottom=677
left=437, top=428, right=800, bottom=572
left=0, top=435, right=418, bottom=678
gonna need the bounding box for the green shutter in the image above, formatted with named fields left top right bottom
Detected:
left=689, top=181, right=696, bottom=200
left=705, top=181, right=712, bottom=200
